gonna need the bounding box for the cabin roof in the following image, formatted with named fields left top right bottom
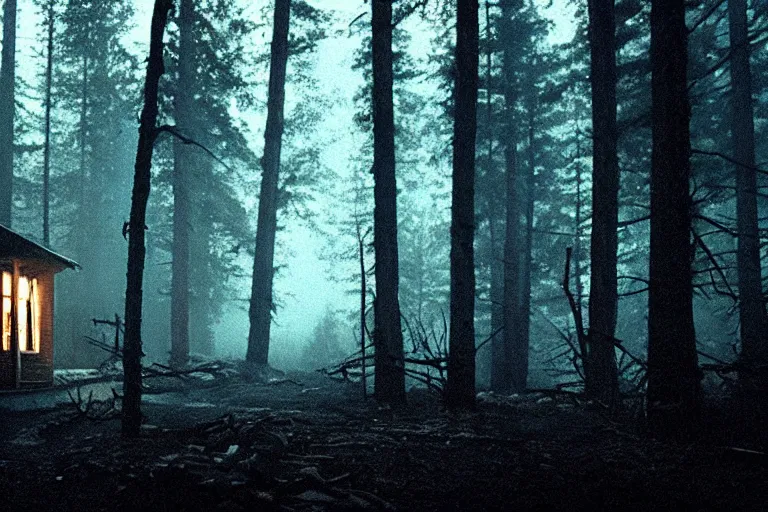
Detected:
left=0, top=224, right=80, bottom=272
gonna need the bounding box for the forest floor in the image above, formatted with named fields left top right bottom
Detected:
left=0, top=370, right=766, bottom=511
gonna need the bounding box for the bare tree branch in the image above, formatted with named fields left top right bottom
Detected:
left=155, top=124, right=233, bottom=172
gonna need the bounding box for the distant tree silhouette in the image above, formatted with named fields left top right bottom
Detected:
left=728, top=0, right=768, bottom=398
left=169, top=0, right=195, bottom=370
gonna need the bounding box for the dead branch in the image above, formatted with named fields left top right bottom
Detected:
left=617, top=215, right=650, bottom=228
left=392, top=0, right=429, bottom=28
left=692, top=229, right=738, bottom=303
left=562, top=247, right=588, bottom=358
left=403, top=367, right=445, bottom=395
left=143, top=361, right=228, bottom=380
left=155, top=124, right=233, bottom=172
left=475, top=325, right=504, bottom=353
left=692, top=148, right=768, bottom=176
left=67, top=386, right=120, bottom=421
left=688, top=0, right=727, bottom=33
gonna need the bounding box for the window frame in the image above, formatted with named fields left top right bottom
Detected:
left=1, top=271, right=41, bottom=354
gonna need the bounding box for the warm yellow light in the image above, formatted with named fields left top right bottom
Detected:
left=18, top=278, right=28, bottom=353
left=31, top=279, right=40, bottom=353
left=18, top=277, right=29, bottom=300
left=2, top=296, right=9, bottom=352
left=2, top=271, right=9, bottom=351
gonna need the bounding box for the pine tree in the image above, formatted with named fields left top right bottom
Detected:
left=446, top=0, right=479, bottom=409
left=41, top=0, right=54, bottom=246
left=169, top=0, right=194, bottom=369
left=586, top=0, right=620, bottom=406
left=371, top=0, right=405, bottom=404
left=647, top=0, right=699, bottom=439
left=0, top=0, right=18, bottom=226
left=54, top=0, right=138, bottom=368
left=247, top=0, right=291, bottom=367
left=728, top=0, right=768, bottom=397
left=159, top=0, right=260, bottom=362
left=123, top=0, right=174, bottom=438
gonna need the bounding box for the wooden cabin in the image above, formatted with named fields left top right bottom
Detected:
left=0, top=224, right=78, bottom=390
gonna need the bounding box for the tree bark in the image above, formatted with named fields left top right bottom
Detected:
left=72, top=52, right=89, bottom=369
left=647, top=0, right=699, bottom=440
left=728, top=0, right=768, bottom=394
left=502, top=114, right=521, bottom=394
left=574, top=128, right=584, bottom=317
left=489, top=215, right=505, bottom=391
left=446, top=0, right=478, bottom=409
left=43, top=0, right=54, bottom=246
left=357, top=218, right=367, bottom=399
left=485, top=1, right=504, bottom=393
left=170, top=0, right=194, bottom=369
left=586, top=0, right=619, bottom=407
left=519, top=106, right=535, bottom=388
left=190, top=188, right=215, bottom=356
left=247, top=0, right=290, bottom=366
left=0, top=0, right=17, bottom=226
left=371, top=0, right=405, bottom=404
left=499, top=0, right=525, bottom=394
left=122, top=0, right=173, bottom=437
left=79, top=53, right=88, bottom=218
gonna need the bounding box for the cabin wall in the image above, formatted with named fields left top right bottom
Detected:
left=0, top=337, right=12, bottom=389
left=0, top=270, right=55, bottom=390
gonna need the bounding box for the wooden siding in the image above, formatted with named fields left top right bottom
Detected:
left=0, top=344, right=12, bottom=388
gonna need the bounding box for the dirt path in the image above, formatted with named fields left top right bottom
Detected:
left=1, top=373, right=766, bottom=511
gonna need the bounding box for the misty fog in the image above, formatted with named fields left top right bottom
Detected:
left=2, top=0, right=768, bottom=509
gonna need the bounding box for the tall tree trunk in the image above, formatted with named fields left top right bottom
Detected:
left=485, top=1, right=504, bottom=394
left=357, top=217, right=367, bottom=399
left=170, top=0, right=194, bottom=369
left=500, top=1, right=525, bottom=394
left=0, top=0, right=17, bottom=226
left=122, top=0, right=173, bottom=437
left=519, top=106, right=535, bottom=383
left=728, top=0, right=768, bottom=396
left=446, top=0, right=478, bottom=409
left=170, top=143, right=191, bottom=366
left=647, top=0, right=699, bottom=440
left=42, top=0, right=54, bottom=246
left=489, top=216, right=504, bottom=391
left=247, top=0, right=290, bottom=366
left=79, top=53, right=88, bottom=223
left=371, top=0, right=405, bottom=404
left=502, top=125, right=521, bottom=393
left=586, top=0, right=619, bottom=407
left=190, top=190, right=215, bottom=356
left=72, top=53, right=89, bottom=369
left=574, top=126, right=584, bottom=315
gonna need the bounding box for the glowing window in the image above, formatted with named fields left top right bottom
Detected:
left=32, top=279, right=40, bottom=353
left=1, top=272, right=41, bottom=353
left=2, top=272, right=9, bottom=351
